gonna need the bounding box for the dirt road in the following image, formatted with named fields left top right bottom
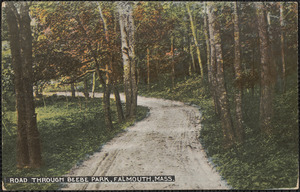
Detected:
left=49, top=92, right=228, bottom=190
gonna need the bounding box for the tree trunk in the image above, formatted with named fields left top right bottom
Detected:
left=100, top=2, right=124, bottom=126
left=21, top=3, right=42, bottom=168
left=207, top=4, right=220, bottom=116
left=203, top=3, right=211, bottom=83
left=171, top=36, right=175, bottom=88
left=6, top=2, right=30, bottom=168
left=187, top=3, right=203, bottom=76
left=7, top=2, right=42, bottom=168
left=233, top=2, right=244, bottom=143
left=280, top=2, right=286, bottom=93
left=127, top=5, right=137, bottom=118
left=208, top=2, right=235, bottom=147
left=34, top=84, right=39, bottom=97
left=188, top=44, right=192, bottom=76
left=113, top=86, right=124, bottom=123
left=76, top=10, right=113, bottom=129
left=119, top=2, right=137, bottom=119
left=255, top=2, right=274, bottom=135
left=147, top=47, right=150, bottom=90
left=83, top=77, right=89, bottom=99
left=71, top=83, right=75, bottom=98
left=92, top=72, right=96, bottom=98
left=103, top=84, right=113, bottom=129
left=190, top=43, right=196, bottom=74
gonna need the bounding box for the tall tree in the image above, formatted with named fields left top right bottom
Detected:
left=233, top=2, right=244, bottom=143
left=118, top=2, right=137, bottom=119
left=97, top=2, right=114, bottom=129
left=208, top=2, right=235, bottom=147
left=207, top=4, right=220, bottom=116
left=6, top=2, right=42, bottom=168
left=279, top=2, right=286, bottom=93
left=255, top=2, right=274, bottom=135
left=171, top=35, right=175, bottom=88
left=186, top=3, right=203, bottom=77
left=203, top=3, right=211, bottom=83
left=147, top=47, right=150, bottom=90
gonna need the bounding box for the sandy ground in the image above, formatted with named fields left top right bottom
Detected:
left=47, top=92, right=228, bottom=190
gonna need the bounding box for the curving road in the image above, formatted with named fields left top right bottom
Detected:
left=46, top=92, right=228, bottom=190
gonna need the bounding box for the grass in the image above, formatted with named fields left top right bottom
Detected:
left=2, top=95, right=149, bottom=191
left=138, top=74, right=298, bottom=190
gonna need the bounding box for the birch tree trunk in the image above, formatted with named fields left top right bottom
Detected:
left=113, top=86, right=124, bottom=123
left=119, top=2, right=137, bottom=119
left=255, top=2, right=274, bottom=135
left=208, top=2, right=235, bottom=147
left=233, top=2, right=244, bottom=143
left=97, top=2, right=114, bottom=129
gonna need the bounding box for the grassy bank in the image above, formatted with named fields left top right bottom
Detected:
left=138, top=75, right=298, bottom=189
left=2, top=95, right=149, bottom=191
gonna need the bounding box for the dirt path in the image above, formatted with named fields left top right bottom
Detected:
left=48, top=92, right=228, bottom=190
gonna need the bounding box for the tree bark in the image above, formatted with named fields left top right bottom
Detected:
left=189, top=43, right=196, bottom=74
left=208, top=2, right=235, bottom=147
left=83, top=77, right=89, bottom=99
left=147, top=47, right=150, bottom=90
left=7, top=2, right=42, bottom=168
left=171, top=36, right=175, bottom=88
left=119, top=2, right=137, bottom=119
left=233, top=2, right=244, bottom=143
left=203, top=3, right=211, bottom=83
left=255, top=2, right=274, bottom=135
left=187, top=3, right=203, bottom=76
left=6, top=2, right=30, bottom=168
left=113, top=86, right=124, bottom=123
left=207, top=4, right=220, bottom=116
left=280, top=2, right=286, bottom=93
left=92, top=72, right=96, bottom=98
left=71, top=83, right=75, bottom=98
left=97, top=3, right=114, bottom=129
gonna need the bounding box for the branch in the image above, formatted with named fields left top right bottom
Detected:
left=60, top=69, right=96, bottom=85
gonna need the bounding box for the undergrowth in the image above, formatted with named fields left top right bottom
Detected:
left=2, top=95, right=149, bottom=191
left=139, top=74, right=298, bottom=190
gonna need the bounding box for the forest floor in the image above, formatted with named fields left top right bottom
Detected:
left=45, top=91, right=228, bottom=190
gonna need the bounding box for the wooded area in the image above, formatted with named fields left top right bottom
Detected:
left=2, top=1, right=298, bottom=190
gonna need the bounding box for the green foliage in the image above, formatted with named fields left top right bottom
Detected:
left=1, top=41, right=15, bottom=111
left=2, top=95, right=149, bottom=190
left=139, top=75, right=298, bottom=189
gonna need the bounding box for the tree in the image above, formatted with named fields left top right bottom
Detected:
left=207, top=2, right=235, bottom=147
left=5, top=2, right=42, bottom=168
left=203, top=3, right=211, bottom=82
left=279, top=2, right=286, bottom=93
left=255, top=2, right=274, bottom=135
left=118, top=2, right=137, bottom=119
left=233, top=2, right=244, bottom=143
left=186, top=3, right=204, bottom=77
